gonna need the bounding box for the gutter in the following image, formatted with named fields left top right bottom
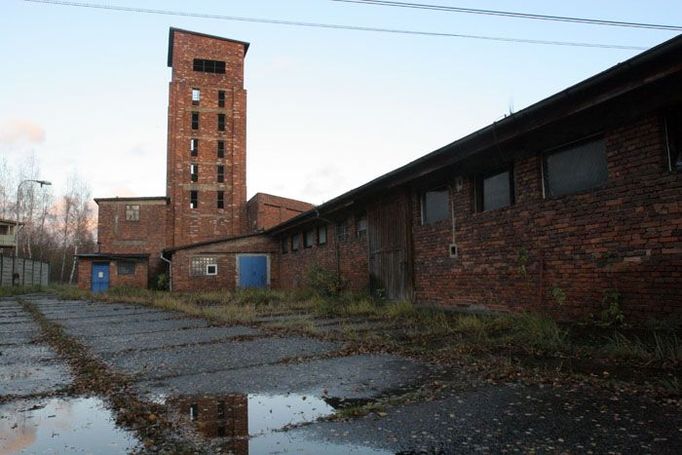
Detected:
left=160, top=252, right=172, bottom=292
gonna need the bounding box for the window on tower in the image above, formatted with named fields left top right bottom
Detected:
left=190, top=138, right=198, bottom=157
left=191, top=112, right=199, bottom=130
left=217, top=191, right=224, bottom=209
left=217, top=165, right=225, bottom=183
left=193, top=59, right=226, bottom=74
left=218, top=90, right=226, bottom=108
left=190, top=190, right=198, bottom=209
left=218, top=114, right=226, bottom=132
left=190, top=163, right=198, bottom=182
left=192, top=88, right=201, bottom=105
left=217, top=140, right=225, bottom=158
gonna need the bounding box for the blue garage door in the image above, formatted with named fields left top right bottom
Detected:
left=91, top=262, right=110, bottom=293
left=238, top=255, right=268, bottom=289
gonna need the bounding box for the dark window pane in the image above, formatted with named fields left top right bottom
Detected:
left=318, top=225, right=327, bottom=245
left=217, top=165, right=224, bottom=183
left=482, top=171, right=512, bottom=211
left=117, top=261, right=135, bottom=275
left=422, top=189, right=449, bottom=224
left=217, top=191, right=224, bottom=209
left=218, top=90, right=226, bottom=108
left=218, top=114, right=225, bottom=131
left=304, top=230, right=315, bottom=248
left=190, top=190, right=198, bottom=209
left=545, top=139, right=607, bottom=197
left=191, top=112, right=199, bottom=130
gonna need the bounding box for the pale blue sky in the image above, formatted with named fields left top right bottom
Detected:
left=0, top=0, right=680, bottom=204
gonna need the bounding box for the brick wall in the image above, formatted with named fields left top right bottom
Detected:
left=246, top=193, right=314, bottom=233
left=411, top=114, right=682, bottom=320
left=167, top=30, right=248, bottom=247
left=76, top=258, right=148, bottom=291
left=171, top=234, right=278, bottom=292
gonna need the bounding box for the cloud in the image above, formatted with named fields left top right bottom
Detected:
left=0, top=119, right=46, bottom=145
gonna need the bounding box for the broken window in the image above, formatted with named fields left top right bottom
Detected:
left=356, top=214, right=368, bottom=239
left=665, top=107, right=682, bottom=171
left=192, top=58, right=226, bottom=74
left=218, top=114, right=226, bottom=132
left=336, top=220, right=348, bottom=242
left=190, top=138, right=198, bottom=157
left=318, top=224, right=327, bottom=245
left=304, top=229, right=315, bottom=248
left=291, top=233, right=301, bottom=251
left=421, top=188, right=449, bottom=224
left=217, top=191, right=224, bottom=209
left=117, top=261, right=135, bottom=275
left=190, top=256, right=217, bottom=276
left=190, top=164, right=198, bottom=182
left=217, top=140, right=225, bottom=158
left=544, top=139, right=607, bottom=198
left=218, top=90, right=226, bottom=108
left=125, top=205, right=140, bottom=221
left=477, top=169, right=514, bottom=212
left=281, top=237, right=288, bottom=254
left=191, top=112, right=199, bottom=130
left=191, top=88, right=201, bottom=105
left=190, top=190, right=198, bottom=209
left=217, top=165, right=225, bottom=183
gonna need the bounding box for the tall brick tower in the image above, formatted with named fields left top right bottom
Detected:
left=166, top=28, right=249, bottom=247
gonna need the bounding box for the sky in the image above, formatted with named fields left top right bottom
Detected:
left=0, top=0, right=680, bottom=206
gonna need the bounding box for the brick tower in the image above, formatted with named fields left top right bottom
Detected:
left=166, top=28, right=249, bottom=247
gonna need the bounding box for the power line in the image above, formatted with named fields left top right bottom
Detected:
left=334, top=0, right=682, bottom=32
left=23, top=0, right=646, bottom=50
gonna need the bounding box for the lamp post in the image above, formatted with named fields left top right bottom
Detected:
left=15, top=179, right=51, bottom=257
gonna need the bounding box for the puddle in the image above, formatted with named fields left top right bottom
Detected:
left=0, top=397, right=139, bottom=454
left=166, top=392, right=392, bottom=454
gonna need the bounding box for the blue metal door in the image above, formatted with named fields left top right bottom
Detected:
left=91, top=262, right=110, bottom=293
left=238, top=255, right=268, bottom=289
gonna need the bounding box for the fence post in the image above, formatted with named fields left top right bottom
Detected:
left=0, top=254, right=3, bottom=286
left=22, top=258, right=26, bottom=286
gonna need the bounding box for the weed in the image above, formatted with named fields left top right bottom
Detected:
left=600, top=289, right=625, bottom=326
left=306, top=264, right=347, bottom=297
left=550, top=287, right=567, bottom=306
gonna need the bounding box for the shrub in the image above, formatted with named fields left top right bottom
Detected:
left=305, top=265, right=346, bottom=297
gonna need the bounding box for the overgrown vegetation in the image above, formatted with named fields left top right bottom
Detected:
left=0, top=284, right=44, bottom=298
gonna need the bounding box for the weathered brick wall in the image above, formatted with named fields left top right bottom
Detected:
left=171, top=234, right=278, bottom=292
left=411, top=114, right=682, bottom=320
left=246, top=193, right=314, bottom=233
left=96, top=199, right=169, bottom=280
left=278, top=218, right=370, bottom=293
left=76, top=259, right=148, bottom=291
left=167, top=30, right=248, bottom=247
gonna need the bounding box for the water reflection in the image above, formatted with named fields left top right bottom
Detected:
left=0, top=397, right=138, bottom=454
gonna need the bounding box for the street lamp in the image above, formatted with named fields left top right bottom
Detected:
left=15, top=179, right=52, bottom=257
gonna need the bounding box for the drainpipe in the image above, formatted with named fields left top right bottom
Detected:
left=160, top=252, right=172, bottom=292
left=314, top=209, right=341, bottom=281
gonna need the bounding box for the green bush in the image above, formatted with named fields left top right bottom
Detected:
left=305, top=265, right=347, bottom=297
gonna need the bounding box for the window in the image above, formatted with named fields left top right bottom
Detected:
left=318, top=224, right=327, bottom=245
left=421, top=188, right=449, bottom=224
left=191, top=112, right=199, bottom=130
left=281, top=237, right=288, bottom=254
left=117, top=261, right=135, bottom=275
left=192, top=58, right=226, bottom=74
left=543, top=139, right=607, bottom=198
left=336, top=220, right=348, bottom=242
left=125, top=204, right=139, bottom=221
left=291, top=233, right=301, bottom=251
left=218, top=90, right=225, bottom=108
left=217, top=140, right=225, bottom=158
left=190, top=164, right=198, bottom=182
left=217, top=191, right=224, bottom=209
left=217, top=165, right=225, bottom=183
left=190, top=190, right=198, bottom=209
left=665, top=107, right=682, bottom=171
left=218, top=114, right=226, bottom=132
left=190, top=138, right=198, bottom=157
left=190, top=256, right=217, bottom=276
left=356, top=214, right=368, bottom=239
left=304, top=229, right=315, bottom=248
left=191, top=88, right=201, bottom=105
left=477, top=169, right=513, bottom=212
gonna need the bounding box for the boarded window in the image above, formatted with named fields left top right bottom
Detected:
left=318, top=224, right=327, bottom=245
left=190, top=164, right=198, bottom=182
left=125, top=205, right=139, bottom=221
left=218, top=114, right=226, bottom=132
left=291, top=233, right=301, bottom=251
left=190, top=190, right=198, bottom=209
left=190, top=138, right=198, bottom=157
left=190, top=256, right=217, bottom=276
left=356, top=214, right=368, bottom=239
left=191, top=112, right=199, bottom=130
left=217, top=191, right=224, bottom=209
left=336, top=220, right=348, bottom=242
left=281, top=238, right=288, bottom=254
left=217, top=140, right=225, bottom=158
left=117, top=261, right=135, bottom=275
left=422, top=188, right=449, bottom=224
left=192, top=88, right=201, bottom=105
left=218, top=90, right=226, bottom=108
left=304, top=229, right=315, bottom=248
left=478, top=169, right=513, bottom=212
left=193, top=59, right=226, bottom=74
left=217, top=165, right=225, bottom=183
left=544, top=139, right=607, bottom=197
left=666, top=107, right=682, bottom=171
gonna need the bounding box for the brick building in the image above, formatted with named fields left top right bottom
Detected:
left=79, top=28, right=681, bottom=320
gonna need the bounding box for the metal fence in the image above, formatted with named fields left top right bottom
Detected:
left=0, top=256, right=50, bottom=287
